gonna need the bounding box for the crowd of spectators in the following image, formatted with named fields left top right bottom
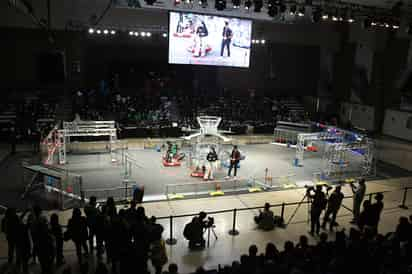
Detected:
left=73, top=88, right=307, bottom=135
left=2, top=184, right=412, bottom=274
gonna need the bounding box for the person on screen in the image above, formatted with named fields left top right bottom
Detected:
left=221, top=21, right=233, bottom=57
left=193, top=21, right=209, bottom=57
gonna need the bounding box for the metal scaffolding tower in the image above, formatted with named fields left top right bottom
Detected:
left=58, top=120, right=117, bottom=164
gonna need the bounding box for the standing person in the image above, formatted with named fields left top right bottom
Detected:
left=37, top=222, right=55, bottom=274
left=369, top=193, right=384, bottom=233
left=1, top=208, right=19, bottom=264
left=50, top=213, right=65, bottom=265
left=28, top=205, right=48, bottom=264
left=84, top=196, right=99, bottom=255
left=226, top=145, right=241, bottom=179
left=350, top=179, right=366, bottom=224
left=149, top=219, right=168, bottom=274
left=322, top=185, right=344, bottom=231
left=16, top=212, right=31, bottom=274
left=307, top=185, right=327, bottom=236
left=204, top=146, right=218, bottom=180
left=220, top=21, right=233, bottom=57
left=65, top=208, right=89, bottom=264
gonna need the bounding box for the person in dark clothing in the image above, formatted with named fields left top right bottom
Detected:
left=65, top=208, right=89, bottom=264
left=185, top=212, right=207, bottom=249
left=307, top=185, right=327, bottom=235
left=28, top=205, right=48, bottom=264
left=395, top=216, right=410, bottom=242
left=37, top=222, right=55, bottom=274
left=16, top=213, right=31, bottom=274
left=2, top=208, right=20, bottom=263
left=358, top=200, right=374, bottom=231
left=50, top=213, right=64, bottom=265
left=84, top=196, right=99, bottom=255
left=221, top=21, right=233, bottom=57
left=226, top=145, right=241, bottom=178
left=369, top=193, right=384, bottom=233
left=204, top=146, right=218, bottom=180
left=322, top=185, right=344, bottom=231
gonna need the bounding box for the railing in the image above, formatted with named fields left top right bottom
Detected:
left=157, top=186, right=411, bottom=246
left=82, top=184, right=139, bottom=203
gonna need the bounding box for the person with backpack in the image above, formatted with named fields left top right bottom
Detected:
left=183, top=212, right=207, bottom=249
left=307, top=185, right=327, bottom=236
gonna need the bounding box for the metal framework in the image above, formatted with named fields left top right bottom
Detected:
left=295, top=131, right=343, bottom=163
left=182, top=116, right=231, bottom=142
left=58, top=120, right=117, bottom=164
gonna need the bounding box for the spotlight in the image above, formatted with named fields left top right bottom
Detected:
left=392, top=25, right=399, bottom=29
left=371, top=22, right=377, bottom=26
left=103, top=29, right=108, bottom=34
left=322, top=14, right=328, bottom=20
left=347, top=18, right=355, bottom=23
left=332, top=16, right=338, bottom=21
left=96, top=29, right=101, bottom=34
left=232, top=0, right=240, bottom=8
left=245, top=0, right=251, bottom=9
left=289, top=4, right=296, bottom=14
left=297, top=6, right=305, bottom=16
left=129, top=31, right=134, bottom=36
left=88, top=28, right=94, bottom=34
left=384, top=23, right=390, bottom=28
left=147, top=32, right=152, bottom=37
left=254, top=0, right=263, bottom=12
left=110, top=30, right=116, bottom=35
left=134, top=32, right=139, bottom=36
left=141, top=32, right=146, bottom=37
left=162, top=33, right=168, bottom=37
left=261, top=39, right=265, bottom=44
left=255, top=40, right=260, bottom=44
left=251, top=39, right=256, bottom=43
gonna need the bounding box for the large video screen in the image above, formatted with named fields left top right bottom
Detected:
left=168, top=12, right=252, bottom=68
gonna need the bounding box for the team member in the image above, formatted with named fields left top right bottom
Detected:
left=322, top=185, right=344, bottom=231
left=221, top=21, right=233, bottom=57
left=226, top=145, right=240, bottom=178
left=204, top=147, right=218, bottom=180
left=307, top=185, right=327, bottom=236
left=351, top=178, right=366, bottom=224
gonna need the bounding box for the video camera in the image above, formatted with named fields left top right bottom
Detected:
left=204, top=216, right=215, bottom=228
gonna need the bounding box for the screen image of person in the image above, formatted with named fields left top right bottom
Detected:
left=168, top=12, right=252, bottom=68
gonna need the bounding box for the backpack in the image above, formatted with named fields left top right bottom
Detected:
left=183, top=222, right=194, bottom=240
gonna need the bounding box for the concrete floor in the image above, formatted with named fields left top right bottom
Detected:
left=63, top=143, right=366, bottom=200
left=0, top=176, right=411, bottom=274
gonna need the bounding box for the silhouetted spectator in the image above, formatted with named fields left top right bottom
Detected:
left=15, top=211, right=31, bottom=274
left=358, top=200, right=373, bottom=231
left=105, top=197, right=117, bottom=218
left=150, top=223, right=168, bottom=274
left=84, top=196, right=99, bottom=254
left=322, top=185, right=344, bottom=231
left=50, top=213, right=64, bottom=265
left=395, top=216, right=410, bottom=242
left=2, top=208, right=19, bottom=263
left=37, top=221, right=55, bottom=274
left=163, top=263, right=178, bottom=274
left=307, top=185, right=327, bottom=235
left=65, top=208, right=89, bottom=264
left=263, top=242, right=279, bottom=264
left=28, top=205, right=48, bottom=264
left=369, top=193, right=384, bottom=232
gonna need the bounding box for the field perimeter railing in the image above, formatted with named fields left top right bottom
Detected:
left=157, top=185, right=411, bottom=245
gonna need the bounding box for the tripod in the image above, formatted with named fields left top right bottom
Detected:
left=286, top=190, right=312, bottom=226
left=206, top=225, right=218, bottom=248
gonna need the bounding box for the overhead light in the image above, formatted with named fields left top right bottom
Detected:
left=392, top=25, right=400, bottom=29
left=88, top=28, right=94, bottom=34
left=147, top=32, right=152, bottom=37
left=322, top=14, right=328, bottom=20
left=348, top=18, right=355, bottom=23
left=384, top=23, right=390, bottom=28
left=103, top=29, right=108, bottom=34
left=297, top=6, right=305, bottom=16
left=110, top=30, right=116, bottom=35
left=134, top=32, right=139, bottom=36
left=251, top=39, right=255, bottom=44
left=261, top=39, right=265, bottom=44
left=332, top=16, right=338, bottom=21
left=96, top=29, right=101, bottom=34
left=141, top=32, right=146, bottom=37
left=371, top=22, right=377, bottom=26
left=255, top=40, right=260, bottom=44
left=245, top=0, right=251, bottom=10
left=129, top=31, right=134, bottom=36
left=162, top=33, right=168, bottom=37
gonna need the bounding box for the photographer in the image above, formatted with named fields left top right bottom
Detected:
left=307, top=185, right=327, bottom=236
left=322, top=186, right=344, bottom=231
left=183, top=212, right=207, bottom=249
left=254, top=203, right=275, bottom=231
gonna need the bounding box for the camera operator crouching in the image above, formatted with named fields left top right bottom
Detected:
left=183, top=212, right=214, bottom=250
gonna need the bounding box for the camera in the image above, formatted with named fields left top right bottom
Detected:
left=205, top=216, right=215, bottom=228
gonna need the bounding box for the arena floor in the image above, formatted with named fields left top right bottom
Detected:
left=62, top=143, right=367, bottom=201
